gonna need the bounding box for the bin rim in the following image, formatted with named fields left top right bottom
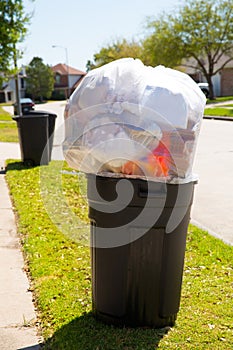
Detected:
left=12, top=114, right=48, bottom=121
left=12, top=111, right=57, bottom=121
left=86, top=173, right=198, bottom=185
left=29, top=110, right=57, bottom=117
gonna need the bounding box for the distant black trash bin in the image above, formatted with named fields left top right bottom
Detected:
left=13, top=111, right=57, bottom=165
left=28, top=110, right=57, bottom=161
left=87, top=174, right=196, bottom=328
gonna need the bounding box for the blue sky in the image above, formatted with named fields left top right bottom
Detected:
left=18, top=0, right=184, bottom=71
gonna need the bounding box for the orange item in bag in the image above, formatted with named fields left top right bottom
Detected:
left=122, top=160, right=143, bottom=176
left=147, top=139, right=172, bottom=177
left=121, top=135, right=173, bottom=177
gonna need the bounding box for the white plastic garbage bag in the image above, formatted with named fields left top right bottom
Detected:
left=63, top=58, right=206, bottom=183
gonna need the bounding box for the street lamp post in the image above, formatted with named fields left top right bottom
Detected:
left=52, top=45, right=70, bottom=98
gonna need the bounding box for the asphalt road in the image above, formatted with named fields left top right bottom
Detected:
left=2, top=102, right=233, bottom=245
left=192, top=118, right=233, bottom=245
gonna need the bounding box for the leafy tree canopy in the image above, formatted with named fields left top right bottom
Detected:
left=143, top=0, right=233, bottom=99
left=86, top=39, right=144, bottom=70
left=26, top=57, right=55, bottom=101
left=0, top=0, right=32, bottom=78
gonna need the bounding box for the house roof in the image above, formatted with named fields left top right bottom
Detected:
left=52, top=63, right=86, bottom=76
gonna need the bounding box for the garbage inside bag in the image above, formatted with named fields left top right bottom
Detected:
left=63, top=58, right=206, bottom=183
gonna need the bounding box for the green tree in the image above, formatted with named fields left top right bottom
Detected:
left=26, top=57, right=54, bottom=101
left=0, top=0, right=32, bottom=77
left=87, top=39, right=144, bottom=70
left=143, top=0, right=233, bottom=99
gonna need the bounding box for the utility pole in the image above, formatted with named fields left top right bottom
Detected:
left=13, top=45, right=22, bottom=116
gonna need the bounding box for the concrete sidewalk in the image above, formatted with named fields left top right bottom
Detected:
left=0, top=138, right=63, bottom=349
left=0, top=139, right=64, bottom=349
left=0, top=163, right=41, bottom=349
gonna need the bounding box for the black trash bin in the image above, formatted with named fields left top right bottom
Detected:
left=87, top=174, right=196, bottom=328
left=13, top=111, right=57, bottom=165
left=47, top=112, right=57, bottom=161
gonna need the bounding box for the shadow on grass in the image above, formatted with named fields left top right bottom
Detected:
left=6, top=161, right=38, bottom=171
left=42, top=312, right=170, bottom=350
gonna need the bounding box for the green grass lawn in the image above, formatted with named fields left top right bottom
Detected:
left=0, top=105, right=13, bottom=121
left=206, top=96, right=233, bottom=104
left=0, top=122, right=18, bottom=142
left=220, top=104, right=233, bottom=107
left=204, top=107, right=233, bottom=117
left=5, top=160, right=233, bottom=349
left=0, top=102, right=13, bottom=107
left=0, top=106, right=18, bottom=142
left=205, top=96, right=233, bottom=117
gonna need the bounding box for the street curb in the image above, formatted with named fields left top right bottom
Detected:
left=191, top=219, right=233, bottom=247
left=204, top=115, right=233, bottom=121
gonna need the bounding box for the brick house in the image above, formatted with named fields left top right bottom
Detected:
left=51, top=63, right=86, bottom=99
left=184, top=56, right=233, bottom=97
left=220, top=66, right=233, bottom=96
